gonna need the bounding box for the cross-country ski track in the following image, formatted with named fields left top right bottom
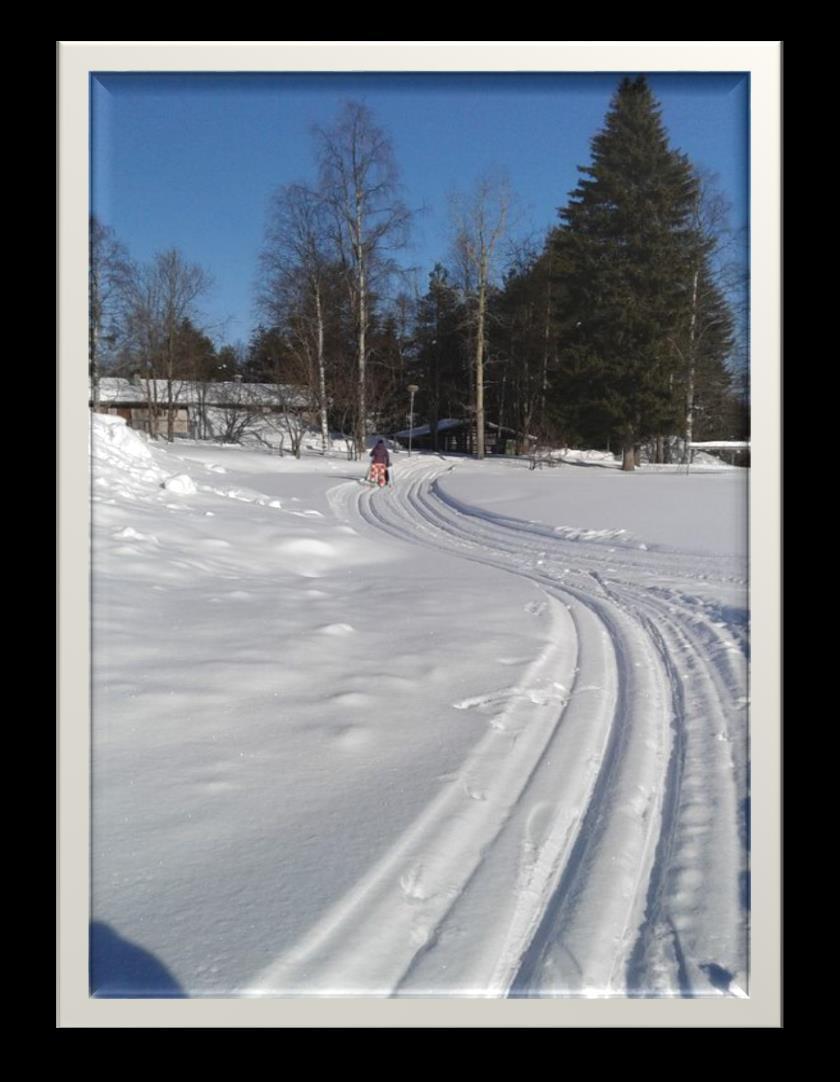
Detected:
left=245, top=457, right=748, bottom=998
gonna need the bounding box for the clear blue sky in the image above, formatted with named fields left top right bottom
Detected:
left=91, top=71, right=749, bottom=346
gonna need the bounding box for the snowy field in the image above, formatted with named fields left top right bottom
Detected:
left=90, top=416, right=749, bottom=999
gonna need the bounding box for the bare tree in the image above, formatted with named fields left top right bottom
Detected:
left=673, top=172, right=744, bottom=461
left=451, top=172, right=512, bottom=458
left=257, top=338, right=321, bottom=459
left=89, top=217, right=132, bottom=412
left=259, top=183, right=332, bottom=451
left=266, top=382, right=310, bottom=458
left=124, top=250, right=213, bottom=440
left=210, top=381, right=266, bottom=444
left=314, top=101, right=411, bottom=458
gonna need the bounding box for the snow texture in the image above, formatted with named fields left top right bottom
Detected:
left=90, top=417, right=749, bottom=1000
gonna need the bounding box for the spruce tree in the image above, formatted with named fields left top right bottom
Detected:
left=413, top=266, right=465, bottom=450
left=559, top=76, right=702, bottom=469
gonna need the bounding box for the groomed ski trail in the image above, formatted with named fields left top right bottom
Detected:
left=245, top=457, right=748, bottom=998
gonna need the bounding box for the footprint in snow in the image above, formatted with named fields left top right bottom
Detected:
left=400, top=865, right=430, bottom=901
left=331, top=725, right=370, bottom=749
left=525, top=802, right=558, bottom=852
left=525, top=600, right=548, bottom=616
left=329, top=691, right=372, bottom=707
left=113, top=527, right=157, bottom=543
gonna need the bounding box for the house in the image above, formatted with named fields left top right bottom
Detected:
left=393, top=418, right=521, bottom=455
left=90, top=377, right=311, bottom=439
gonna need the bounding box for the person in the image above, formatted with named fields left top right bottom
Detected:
left=368, top=438, right=391, bottom=488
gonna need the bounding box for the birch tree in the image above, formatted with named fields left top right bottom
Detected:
left=451, top=172, right=512, bottom=458
left=314, top=101, right=411, bottom=458
left=259, top=183, right=332, bottom=451
left=673, top=173, right=740, bottom=460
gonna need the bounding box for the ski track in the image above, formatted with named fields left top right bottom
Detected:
left=246, top=459, right=748, bottom=998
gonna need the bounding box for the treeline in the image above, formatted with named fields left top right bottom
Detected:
left=90, top=77, right=749, bottom=467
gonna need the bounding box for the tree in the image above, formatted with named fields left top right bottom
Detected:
left=451, top=172, right=512, bottom=458
left=489, top=236, right=567, bottom=453
left=412, top=266, right=464, bottom=450
left=259, top=183, right=334, bottom=451
left=670, top=172, right=744, bottom=459
left=314, top=101, right=411, bottom=457
left=558, top=76, right=702, bottom=469
left=89, top=217, right=132, bottom=412
left=175, top=319, right=218, bottom=440
left=123, top=250, right=213, bottom=440
left=211, top=380, right=265, bottom=445
left=241, top=325, right=285, bottom=383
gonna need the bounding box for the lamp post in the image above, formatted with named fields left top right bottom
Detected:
left=407, top=385, right=419, bottom=457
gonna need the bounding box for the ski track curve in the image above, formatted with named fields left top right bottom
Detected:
left=246, top=459, right=748, bottom=998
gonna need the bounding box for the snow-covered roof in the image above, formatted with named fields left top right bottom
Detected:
left=393, top=418, right=464, bottom=439
left=394, top=418, right=518, bottom=439
left=93, top=377, right=309, bottom=408
left=687, top=441, right=750, bottom=450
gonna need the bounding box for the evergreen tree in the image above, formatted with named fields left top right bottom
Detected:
left=490, top=236, right=575, bottom=452
left=176, top=319, right=218, bottom=382
left=242, top=325, right=285, bottom=383
left=413, top=266, right=467, bottom=450
left=558, top=76, right=702, bottom=468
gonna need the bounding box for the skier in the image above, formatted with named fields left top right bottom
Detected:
left=368, top=438, right=391, bottom=488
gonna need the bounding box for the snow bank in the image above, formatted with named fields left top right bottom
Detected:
left=91, top=414, right=168, bottom=496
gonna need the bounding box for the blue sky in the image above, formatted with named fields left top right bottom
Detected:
left=91, top=71, right=749, bottom=346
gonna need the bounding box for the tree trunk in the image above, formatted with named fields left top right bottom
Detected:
left=683, top=266, right=700, bottom=463
left=541, top=248, right=553, bottom=424
left=475, top=275, right=486, bottom=459
left=622, top=443, right=635, bottom=471
left=356, top=200, right=367, bottom=461
left=315, top=286, right=329, bottom=452
left=90, top=319, right=101, bottom=414
left=166, top=328, right=176, bottom=443
left=167, top=382, right=175, bottom=442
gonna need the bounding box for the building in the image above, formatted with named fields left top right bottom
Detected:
left=393, top=418, right=522, bottom=455
left=90, top=377, right=310, bottom=440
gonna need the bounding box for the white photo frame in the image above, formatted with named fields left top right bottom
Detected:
left=58, top=41, right=781, bottom=1028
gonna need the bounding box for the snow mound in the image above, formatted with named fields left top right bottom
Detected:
left=92, top=414, right=154, bottom=463
left=91, top=414, right=168, bottom=492
left=163, top=474, right=198, bottom=495
left=559, top=449, right=616, bottom=465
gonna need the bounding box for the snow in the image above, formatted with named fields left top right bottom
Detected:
left=688, top=441, right=750, bottom=449
left=394, top=418, right=463, bottom=439
left=90, top=417, right=749, bottom=1000
left=435, top=457, right=748, bottom=557
left=93, top=377, right=309, bottom=408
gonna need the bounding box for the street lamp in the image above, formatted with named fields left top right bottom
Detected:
left=407, top=385, right=419, bottom=457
